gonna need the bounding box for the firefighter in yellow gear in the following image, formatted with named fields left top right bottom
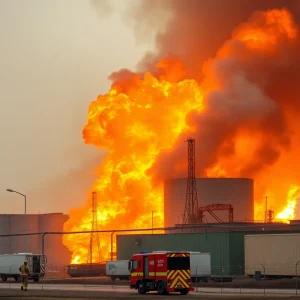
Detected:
left=19, top=260, right=30, bottom=291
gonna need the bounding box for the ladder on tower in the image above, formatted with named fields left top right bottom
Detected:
left=183, top=138, right=199, bottom=224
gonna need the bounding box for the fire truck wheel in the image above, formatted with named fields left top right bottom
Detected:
left=157, top=281, right=166, bottom=295
left=137, top=281, right=146, bottom=294
left=180, top=289, right=189, bottom=295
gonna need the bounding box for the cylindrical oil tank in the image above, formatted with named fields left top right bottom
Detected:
left=10, top=214, right=39, bottom=254
left=164, top=178, right=254, bottom=227
left=38, top=213, right=71, bottom=267
left=0, top=215, right=10, bottom=254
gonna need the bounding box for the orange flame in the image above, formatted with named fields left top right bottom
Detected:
left=63, top=8, right=300, bottom=263
left=275, top=186, right=300, bottom=222
left=63, top=65, right=204, bottom=263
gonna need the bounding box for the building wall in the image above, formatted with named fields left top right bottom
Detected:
left=116, top=230, right=300, bottom=275
left=164, top=178, right=254, bottom=227
left=0, top=213, right=71, bottom=266
left=117, top=232, right=232, bottom=275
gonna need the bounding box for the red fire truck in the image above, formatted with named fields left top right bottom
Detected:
left=128, top=251, right=192, bottom=295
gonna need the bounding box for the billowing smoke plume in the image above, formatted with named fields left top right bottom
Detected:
left=132, top=1, right=300, bottom=76
left=105, top=2, right=300, bottom=214
left=90, top=0, right=300, bottom=183
left=148, top=7, right=300, bottom=181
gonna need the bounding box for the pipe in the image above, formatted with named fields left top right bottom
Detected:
left=42, top=233, right=48, bottom=255
left=0, top=222, right=298, bottom=238
left=110, top=231, right=116, bottom=261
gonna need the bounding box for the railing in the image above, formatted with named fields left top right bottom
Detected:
left=1, top=264, right=300, bottom=295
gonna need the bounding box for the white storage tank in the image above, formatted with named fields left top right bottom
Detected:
left=10, top=215, right=39, bottom=254
left=38, top=213, right=71, bottom=266
left=0, top=213, right=70, bottom=267
left=0, top=215, right=10, bottom=254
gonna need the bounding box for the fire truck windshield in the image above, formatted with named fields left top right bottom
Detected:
left=167, top=257, right=190, bottom=270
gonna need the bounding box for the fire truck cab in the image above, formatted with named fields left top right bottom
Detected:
left=128, top=251, right=192, bottom=295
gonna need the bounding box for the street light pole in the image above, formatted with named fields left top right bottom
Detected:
left=152, top=211, right=154, bottom=235
left=7, top=189, right=27, bottom=253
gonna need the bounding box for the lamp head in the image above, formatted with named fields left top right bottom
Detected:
left=6, top=189, right=14, bottom=192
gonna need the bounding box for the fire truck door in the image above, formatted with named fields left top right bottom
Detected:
left=143, top=256, right=149, bottom=278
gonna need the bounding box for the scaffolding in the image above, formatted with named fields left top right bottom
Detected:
left=198, top=204, right=234, bottom=223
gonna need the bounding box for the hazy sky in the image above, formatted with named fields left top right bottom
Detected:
left=0, top=0, right=155, bottom=214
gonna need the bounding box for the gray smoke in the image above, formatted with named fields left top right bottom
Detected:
left=91, top=0, right=300, bottom=181
left=144, top=5, right=300, bottom=181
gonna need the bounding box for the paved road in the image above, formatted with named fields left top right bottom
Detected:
left=23, top=276, right=300, bottom=290
left=0, top=283, right=133, bottom=292
left=0, top=290, right=300, bottom=300
left=1, top=283, right=300, bottom=297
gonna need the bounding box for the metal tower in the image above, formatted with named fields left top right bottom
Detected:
left=88, top=191, right=101, bottom=263
left=183, top=138, right=199, bottom=224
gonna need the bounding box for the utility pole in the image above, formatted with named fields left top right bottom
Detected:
left=265, top=196, right=268, bottom=223
left=6, top=189, right=27, bottom=253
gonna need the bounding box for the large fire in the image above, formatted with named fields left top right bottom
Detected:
left=276, top=186, right=300, bottom=221
left=63, top=8, right=300, bottom=263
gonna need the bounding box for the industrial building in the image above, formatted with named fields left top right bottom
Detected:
left=164, top=177, right=254, bottom=226
left=0, top=213, right=71, bottom=266
left=116, top=226, right=300, bottom=275
left=116, top=138, right=291, bottom=277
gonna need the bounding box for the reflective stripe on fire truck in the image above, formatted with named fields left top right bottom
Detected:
left=166, top=253, right=189, bottom=257
left=167, top=269, right=190, bottom=289
left=149, top=272, right=167, bottom=276
left=40, top=264, right=45, bottom=274
left=131, top=272, right=167, bottom=276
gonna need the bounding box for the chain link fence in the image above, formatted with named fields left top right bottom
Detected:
left=1, top=263, right=300, bottom=295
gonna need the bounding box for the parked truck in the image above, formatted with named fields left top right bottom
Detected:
left=153, top=251, right=211, bottom=282
left=0, top=253, right=47, bottom=282
left=245, top=233, right=300, bottom=278
left=105, top=260, right=130, bottom=280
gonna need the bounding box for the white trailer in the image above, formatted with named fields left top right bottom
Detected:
left=0, top=253, right=47, bottom=282
left=152, top=251, right=211, bottom=282
left=245, top=234, right=300, bottom=278
left=190, top=252, right=211, bottom=282
left=106, top=260, right=130, bottom=280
